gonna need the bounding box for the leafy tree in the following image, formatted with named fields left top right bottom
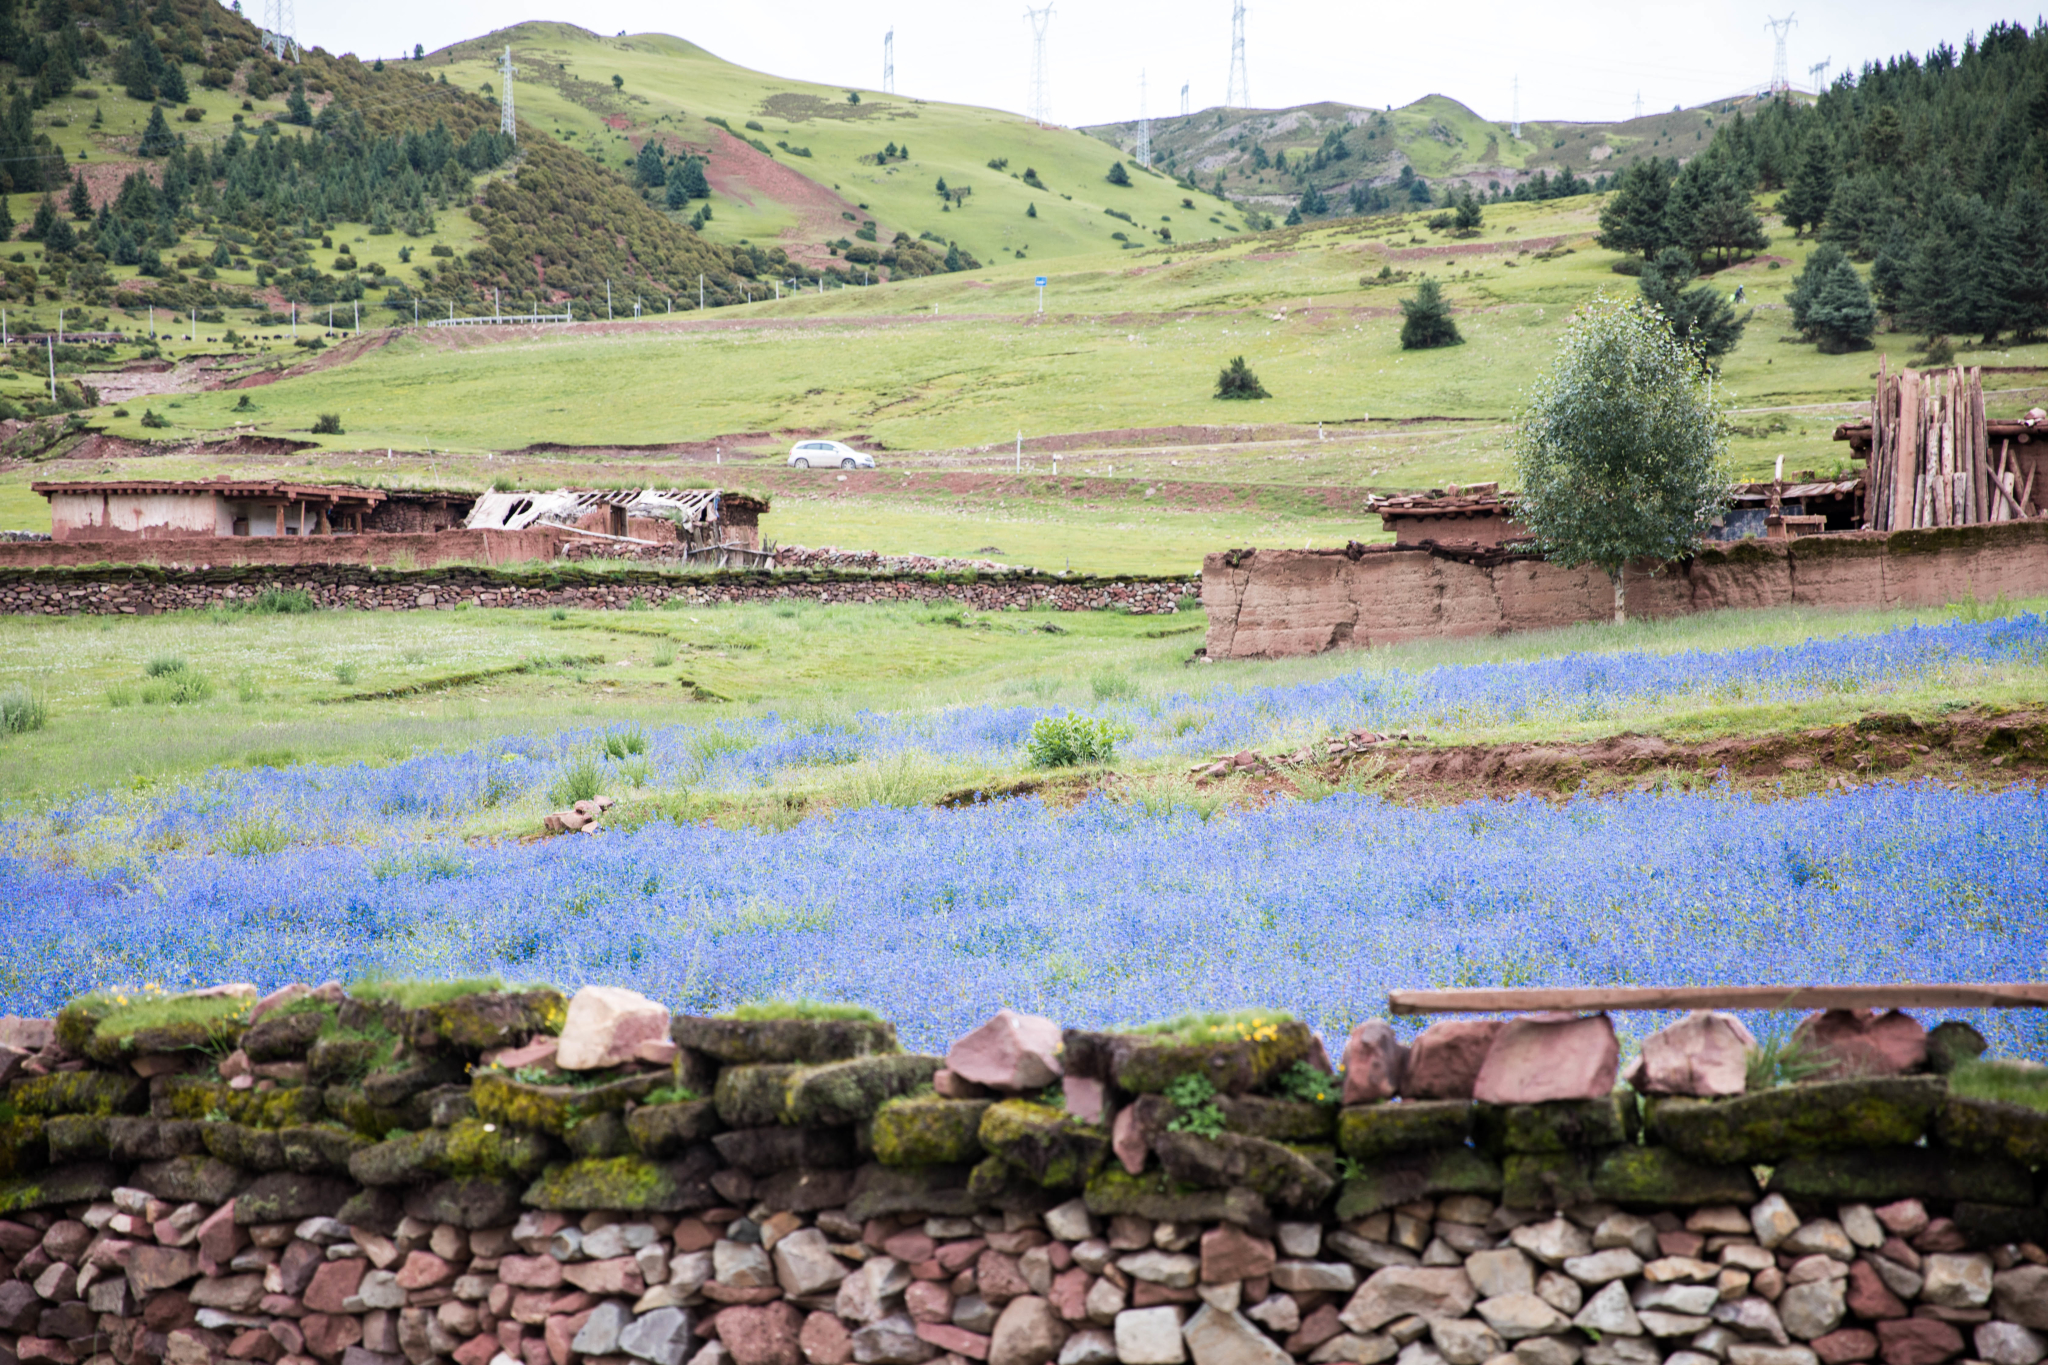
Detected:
left=1106, top=160, right=1131, bottom=187
left=1638, top=247, right=1747, bottom=367
left=611, top=75, right=623, bottom=91
left=1778, top=131, right=1834, bottom=237
left=1215, top=355, right=1268, bottom=399
left=285, top=71, right=312, bottom=126
left=137, top=103, right=176, bottom=156
left=1398, top=277, right=1462, bottom=350
left=65, top=170, right=89, bottom=219
left=1509, top=297, right=1732, bottom=623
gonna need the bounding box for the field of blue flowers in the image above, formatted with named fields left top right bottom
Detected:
left=2, top=612, right=2043, bottom=1056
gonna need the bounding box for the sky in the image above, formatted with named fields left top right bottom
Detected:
left=314, top=1, right=2021, bottom=128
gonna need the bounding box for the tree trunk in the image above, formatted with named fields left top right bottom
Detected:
left=1611, top=568, right=1627, bottom=625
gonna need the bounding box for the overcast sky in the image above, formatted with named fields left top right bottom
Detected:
left=321, top=2, right=2019, bottom=128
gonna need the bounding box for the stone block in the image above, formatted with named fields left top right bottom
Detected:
left=1337, top=1103, right=1472, bottom=1160
left=1180, top=1305, right=1291, bottom=1365
left=1473, top=1016, right=1618, bottom=1106
left=1788, top=1012, right=1925, bottom=1083
left=1766, top=1148, right=2032, bottom=1206
left=947, top=1013, right=1064, bottom=1094
left=1623, top=1013, right=1754, bottom=1099
left=1590, top=1147, right=1759, bottom=1207
left=1402, top=1023, right=1503, bottom=1101
left=871, top=1100, right=991, bottom=1169
left=787, top=1057, right=945, bottom=1128
left=1342, top=1024, right=1408, bottom=1105
left=1151, top=1132, right=1332, bottom=1210
left=556, top=987, right=671, bottom=1072
left=1332, top=1147, right=1500, bottom=1220
left=1647, top=1079, right=1945, bottom=1164
left=1475, top=1095, right=1635, bottom=1155
left=1113, top=1308, right=1187, bottom=1365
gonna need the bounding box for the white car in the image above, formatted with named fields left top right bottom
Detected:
left=787, top=440, right=875, bottom=470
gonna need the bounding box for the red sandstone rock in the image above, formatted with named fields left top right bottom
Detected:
left=1625, top=1011, right=1755, bottom=1097
left=934, top=1070, right=990, bottom=1100
left=195, top=1205, right=247, bottom=1271
left=303, top=1261, right=368, bottom=1316
left=1875, top=1203, right=1930, bottom=1239
left=1061, top=1076, right=1107, bottom=1124
left=1813, top=1329, right=1881, bottom=1364
left=17, top=1339, right=77, bottom=1365
left=129, top=1246, right=203, bottom=1295
left=1849, top=1261, right=1909, bottom=1320
left=499, top=1256, right=565, bottom=1290
left=1791, top=1010, right=1927, bottom=1082
left=1047, top=1269, right=1093, bottom=1323
left=978, top=1251, right=1032, bottom=1305
left=1403, top=1020, right=1503, bottom=1099
left=886, top=1232, right=938, bottom=1265
left=1912, top=1221, right=1968, bottom=1254
left=988, top=1296, right=1068, bottom=1365
left=917, top=1324, right=993, bottom=1361
left=1285, top=1305, right=1346, bottom=1356
left=946, top=1011, right=1064, bottom=1092
left=907, top=1281, right=954, bottom=1324
left=451, top=1334, right=498, bottom=1365
left=936, top=1241, right=987, bottom=1275
left=800, top=1311, right=852, bottom=1365
left=1200, top=1225, right=1276, bottom=1284
left=395, top=1252, right=455, bottom=1291
left=227, top=1329, right=282, bottom=1362
left=1877, top=1318, right=1964, bottom=1365
left=1473, top=1013, right=1618, bottom=1104
left=543, top=1310, right=592, bottom=1365
left=1111, top=1107, right=1148, bottom=1177
left=1342, top=1022, right=1408, bottom=1104
left=718, top=1303, right=806, bottom=1365
left=555, top=986, right=671, bottom=1071
left=268, top=1322, right=305, bottom=1357
left=298, top=1313, right=362, bottom=1363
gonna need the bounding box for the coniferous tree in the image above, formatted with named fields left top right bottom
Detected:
left=1869, top=222, right=1912, bottom=314
left=1778, top=131, right=1834, bottom=237
left=1106, top=160, right=1131, bottom=187
left=156, top=60, right=187, bottom=104
left=1399, top=277, right=1462, bottom=349
left=285, top=70, right=312, bottom=125
left=137, top=103, right=175, bottom=156
left=23, top=192, right=53, bottom=242
left=1803, top=255, right=1877, bottom=352
left=1639, top=246, right=1747, bottom=367
left=1666, top=160, right=1768, bottom=268
left=1453, top=188, right=1483, bottom=232
left=634, top=139, right=666, bottom=190
left=0, top=197, right=15, bottom=246
left=1215, top=355, right=1268, bottom=399
left=944, top=240, right=962, bottom=271
left=1596, top=157, right=1674, bottom=260
left=65, top=170, right=90, bottom=219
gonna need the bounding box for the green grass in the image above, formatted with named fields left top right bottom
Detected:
left=347, top=976, right=514, bottom=1008
left=723, top=999, right=882, bottom=1021
left=1950, top=1058, right=2048, bottom=1113
left=74, top=988, right=250, bottom=1041
left=1130, top=1008, right=1300, bottom=1042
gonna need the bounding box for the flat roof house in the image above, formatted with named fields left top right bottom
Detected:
left=32, top=479, right=388, bottom=540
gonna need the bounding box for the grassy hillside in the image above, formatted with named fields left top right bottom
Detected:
left=427, top=24, right=1252, bottom=268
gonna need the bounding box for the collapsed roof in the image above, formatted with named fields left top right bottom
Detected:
left=463, top=488, right=724, bottom=532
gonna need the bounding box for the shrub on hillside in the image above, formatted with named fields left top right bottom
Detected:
left=312, top=413, right=344, bottom=434
left=1026, top=714, right=1129, bottom=768
left=1399, top=278, right=1463, bottom=349
left=1215, top=356, right=1269, bottom=400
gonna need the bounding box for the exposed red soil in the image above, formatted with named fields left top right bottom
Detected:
left=701, top=129, right=866, bottom=268
left=73, top=160, right=158, bottom=210
left=1227, top=708, right=2048, bottom=806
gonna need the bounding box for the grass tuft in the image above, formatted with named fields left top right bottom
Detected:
left=724, top=999, right=881, bottom=1022
left=1950, top=1058, right=2048, bottom=1113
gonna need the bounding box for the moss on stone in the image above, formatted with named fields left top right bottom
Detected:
left=785, top=1054, right=941, bottom=1127
left=1591, top=1146, right=1758, bottom=1206
left=406, top=988, right=567, bottom=1052
left=472, top=1068, right=665, bottom=1136
left=163, top=1077, right=322, bottom=1128
left=674, top=1016, right=900, bottom=1065
left=0, top=1114, right=47, bottom=1179
left=1648, top=1077, right=1944, bottom=1163
left=349, top=1118, right=552, bottom=1186
left=132, top=1154, right=247, bottom=1204
left=1937, top=1094, right=2048, bottom=1165
left=844, top=1162, right=979, bottom=1221
left=1768, top=1147, right=2032, bottom=1204
left=0, top=1161, right=117, bottom=1214
left=1333, top=1145, right=1502, bottom=1219
left=1108, top=1018, right=1317, bottom=1095
left=976, top=1100, right=1107, bottom=1188
left=521, top=1155, right=702, bottom=1212
left=277, top=1125, right=370, bottom=1175
left=1152, top=1130, right=1335, bottom=1209
left=1218, top=1095, right=1338, bottom=1143
left=1337, top=1100, right=1472, bottom=1159
left=1503, top=1151, right=1599, bottom=1210
left=1475, top=1093, right=1638, bottom=1155
left=1081, top=1164, right=1271, bottom=1223
left=626, top=1100, right=723, bottom=1159
left=12, top=1070, right=147, bottom=1117
left=80, top=992, right=250, bottom=1063
left=871, top=1096, right=991, bottom=1167
left=714, top=1063, right=806, bottom=1128
left=232, top=1172, right=354, bottom=1224
left=203, top=1122, right=286, bottom=1170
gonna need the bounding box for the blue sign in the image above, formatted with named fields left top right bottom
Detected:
left=1036, top=276, right=1048, bottom=286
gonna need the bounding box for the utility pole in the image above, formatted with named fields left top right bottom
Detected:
left=700, top=273, right=705, bottom=310
left=45, top=335, right=54, bottom=401
left=606, top=279, right=612, bottom=320
left=261, top=0, right=297, bottom=63
left=1024, top=5, right=1054, bottom=126
left=1511, top=75, right=1520, bottom=140
left=1225, top=0, right=1248, bottom=109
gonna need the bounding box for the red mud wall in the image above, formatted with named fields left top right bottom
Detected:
left=1202, top=522, right=2048, bottom=657
left=0, top=528, right=568, bottom=570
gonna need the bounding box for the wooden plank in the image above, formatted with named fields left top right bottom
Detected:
left=1893, top=370, right=1920, bottom=530
left=1387, top=983, right=2048, bottom=1015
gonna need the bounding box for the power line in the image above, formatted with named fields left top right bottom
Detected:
left=1136, top=69, right=1151, bottom=167
left=1225, top=0, right=1248, bottom=110
left=883, top=28, right=895, bottom=96
left=1765, top=13, right=1797, bottom=94
left=1024, top=5, right=1053, bottom=126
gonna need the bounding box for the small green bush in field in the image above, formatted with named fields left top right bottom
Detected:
left=312, top=413, right=344, bottom=434
left=0, top=691, right=47, bottom=734
left=1026, top=713, right=1129, bottom=768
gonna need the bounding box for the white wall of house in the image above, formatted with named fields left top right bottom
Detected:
left=48, top=491, right=225, bottom=540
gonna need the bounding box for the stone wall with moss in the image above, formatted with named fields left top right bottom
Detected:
left=1, top=985, right=2046, bottom=1365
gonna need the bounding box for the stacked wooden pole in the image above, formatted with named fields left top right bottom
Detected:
left=1865, top=362, right=2031, bottom=529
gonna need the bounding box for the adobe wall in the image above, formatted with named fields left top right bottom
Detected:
left=1203, top=524, right=2048, bottom=658
left=0, top=531, right=572, bottom=572
left=0, top=986, right=2043, bottom=1365
left=0, top=565, right=1198, bottom=616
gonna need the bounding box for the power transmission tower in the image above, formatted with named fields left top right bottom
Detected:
left=1180, top=82, right=1189, bottom=117
left=1807, top=56, right=1830, bottom=92
left=1765, top=14, right=1796, bottom=94
left=261, top=0, right=297, bottom=63
left=498, top=46, right=518, bottom=141
left=1510, top=75, right=1519, bottom=139
left=1225, top=0, right=1248, bottom=110
left=883, top=29, right=895, bottom=95
left=1633, top=90, right=1643, bottom=119
left=1136, top=70, right=1151, bottom=167
left=1024, top=5, right=1053, bottom=126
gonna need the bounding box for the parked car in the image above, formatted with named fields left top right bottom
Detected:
left=787, top=440, right=875, bottom=470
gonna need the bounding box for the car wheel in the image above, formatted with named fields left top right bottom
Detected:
left=841, top=458, right=857, bottom=469
left=793, top=458, right=810, bottom=469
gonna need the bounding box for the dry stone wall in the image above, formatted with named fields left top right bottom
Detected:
left=0, top=988, right=2045, bottom=1365
left=0, top=568, right=1197, bottom=618
left=1201, top=524, right=2048, bottom=658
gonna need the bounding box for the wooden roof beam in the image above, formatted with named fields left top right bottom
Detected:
left=1386, top=983, right=2048, bottom=1016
